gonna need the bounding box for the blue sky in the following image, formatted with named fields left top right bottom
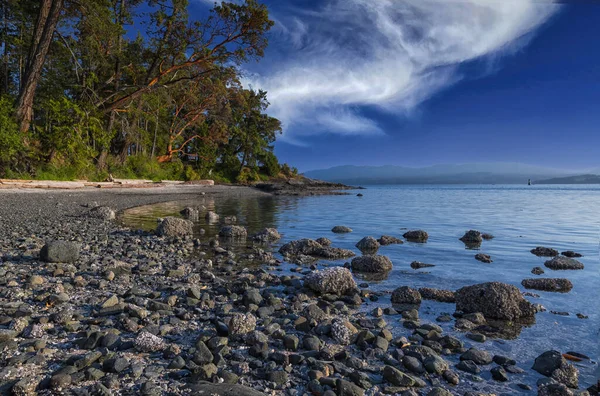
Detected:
left=194, top=1, right=600, bottom=172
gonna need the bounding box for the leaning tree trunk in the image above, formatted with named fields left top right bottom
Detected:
left=15, top=0, right=63, bottom=133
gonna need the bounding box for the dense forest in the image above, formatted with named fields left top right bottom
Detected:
left=0, top=0, right=296, bottom=182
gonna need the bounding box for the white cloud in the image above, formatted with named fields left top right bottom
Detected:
left=246, top=0, right=560, bottom=142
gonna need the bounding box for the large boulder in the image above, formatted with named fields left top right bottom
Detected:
left=88, top=206, right=115, bottom=220
left=219, top=225, right=248, bottom=239
left=521, top=278, right=573, bottom=293
left=279, top=239, right=355, bottom=260
left=156, top=217, right=193, bottom=237
left=391, top=286, right=421, bottom=305
left=252, top=228, right=281, bottom=242
left=351, top=255, right=392, bottom=273
left=419, top=287, right=456, bottom=303
left=355, top=236, right=380, bottom=253
left=531, top=247, right=559, bottom=257
left=304, top=267, right=357, bottom=295
left=533, top=350, right=565, bottom=377
left=544, top=256, right=584, bottom=270
left=460, top=230, right=482, bottom=244
left=40, top=241, right=81, bottom=263
left=403, top=230, right=428, bottom=243
left=455, top=282, right=536, bottom=321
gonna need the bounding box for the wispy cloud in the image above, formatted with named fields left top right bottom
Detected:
left=244, top=0, right=560, bottom=142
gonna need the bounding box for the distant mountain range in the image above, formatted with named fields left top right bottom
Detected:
left=535, top=174, right=600, bottom=184
left=303, top=163, right=600, bottom=185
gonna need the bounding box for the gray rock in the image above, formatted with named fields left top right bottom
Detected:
left=156, top=217, right=193, bottom=237
left=187, top=383, right=265, bottom=396
left=391, top=286, right=421, bottom=305
left=40, top=241, right=81, bottom=263
left=135, top=331, right=166, bottom=352
left=538, top=383, right=574, bottom=396
left=316, top=237, right=331, bottom=246
left=419, top=287, right=456, bottom=303
left=355, top=236, right=380, bottom=253
left=219, top=225, right=247, bottom=238
left=455, top=282, right=537, bottom=320
left=544, top=256, right=584, bottom=270
left=403, top=230, right=428, bottom=243
left=332, top=225, right=353, bottom=233
left=424, top=355, right=449, bottom=374
left=383, top=365, right=421, bottom=387
left=410, top=261, right=435, bottom=269
left=456, top=360, right=481, bottom=374
left=351, top=255, right=392, bottom=273
left=521, top=278, right=573, bottom=293
left=533, top=350, right=565, bottom=377
left=331, top=320, right=355, bottom=345
left=491, top=366, right=508, bottom=381
left=561, top=251, right=582, bottom=258
left=532, top=267, right=545, bottom=275
left=336, top=379, right=365, bottom=396
left=378, top=235, right=403, bottom=245
left=531, top=247, right=559, bottom=257
left=88, top=206, right=116, bottom=220
left=180, top=207, right=199, bottom=220
left=279, top=239, right=355, bottom=259
left=304, top=267, right=357, bottom=295
left=205, top=211, right=219, bottom=223
left=228, top=313, right=256, bottom=337
left=460, top=230, right=483, bottom=244
left=460, top=348, right=493, bottom=365
left=552, top=362, right=579, bottom=389
left=403, top=355, right=425, bottom=374
left=252, top=228, right=281, bottom=242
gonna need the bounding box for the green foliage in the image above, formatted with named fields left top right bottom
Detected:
left=0, top=97, right=23, bottom=167
left=236, top=166, right=260, bottom=184
left=260, top=151, right=280, bottom=177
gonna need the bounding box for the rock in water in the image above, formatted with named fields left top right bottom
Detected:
left=544, top=256, right=584, bottom=270
left=88, top=206, right=115, bottom=220
left=460, top=230, right=483, bottom=244
left=455, top=282, right=536, bottom=320
left=475, top=253, right=493, bottom=263
left=279, top=238, right=355, bottom=259
left=391, top=286, right=421, bottom=304
left=521, top=278, right=573, bottom=293
left=252, top=228, right=281, bottom=242
left=410, top=261, right=435, bottom=269
left=533, top=350, right=565, bottom=377
left=531, top=247, right=559, bottom=257
left=156, top=217, right=193, bottom=237
left=205, top=211, right=219, bottom=223
left=332, top=225, right=352, bottom=233
left=40, top=241, right=81, bottom=263
left=378, top=235, right=403, bottom=245
left=561, top=251, right=582, bottom=258
left=180, top=207, right=199, bottom=220
left=187, top=383, right=265, bottom=396
left=419, top=288, right=456, bottom=303
left=355, top=236, right=380, bottom=253
left=351, top=255, right=393, bottom=273
left=219, top=225, right=248, bottom=239
left=403, top=230, right=428, bottom=243
left=304, top=267, right=357, bottom=295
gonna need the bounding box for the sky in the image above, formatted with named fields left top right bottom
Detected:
left=193, top=0, right=600, bottom=172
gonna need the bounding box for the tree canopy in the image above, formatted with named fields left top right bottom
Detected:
left=0, top=0, right=293, bottom=182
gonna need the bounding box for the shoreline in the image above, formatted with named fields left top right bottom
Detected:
left=0, top=186, right=595, bottom=395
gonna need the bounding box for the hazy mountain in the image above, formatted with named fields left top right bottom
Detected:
left=535, top=174, right=600, bottom=184
left=304, top=163, right=578, bottom=185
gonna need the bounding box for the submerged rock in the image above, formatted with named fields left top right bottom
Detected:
left=481, top=233, right=494, bottom=240
left=40, top=241, right=81, bottom=263
left=521, top=278, right=573, bottom=293
left=532, top=350, right=579, bottom=389
left=205, top=211, right=219, bottom=223
left=403, top=230, right=428, bottom=243
left=411, top=261, right=435, bottom=269
left=332, top=225, right=353, bottom=233
left=355, top=236, right=380, bottom=253
left=455, top=282, right=536, bottom=320
left=475, top=253, right=493, bottom=263
left=251, top=228, right=281, bottom=242
left=304, top=267, right=357, bottom=295
left=544, top=256, right=584, bottom=270
left=532, top=267, right=545, bottom=275
left=391, top=286, right=421, bottom=305
left=88, top=206, right=116, bottom=220
left=351, top=255, right=393, bottom=273
left=156, top=217, right=193, bottom=237
left=531, top=247, right=559, bottom=257
left=179, top=206, right=199, bottom=220
left=561, top=251, right=582, bottom=258
left=378, top=235, right=404, bottom=245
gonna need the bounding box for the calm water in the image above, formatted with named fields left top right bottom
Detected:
left=121, top=185, right=600, bottom=389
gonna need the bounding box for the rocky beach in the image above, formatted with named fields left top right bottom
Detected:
left=0, top=185, right=597, bottom=396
